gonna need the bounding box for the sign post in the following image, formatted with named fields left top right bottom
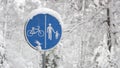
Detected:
left=24, top=8, right=62, bottom=68
left=42, top=51, right=46, bottom=68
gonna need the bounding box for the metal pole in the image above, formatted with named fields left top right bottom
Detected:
left=42, top=51, right=46, bottom=68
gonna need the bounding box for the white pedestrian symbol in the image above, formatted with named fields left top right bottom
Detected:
left=47, top=23, right=55, bottom=40
left=55, top=31, right=59, bottom=39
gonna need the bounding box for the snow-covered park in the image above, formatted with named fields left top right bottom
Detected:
left=0, top=0, right=120, bottom=68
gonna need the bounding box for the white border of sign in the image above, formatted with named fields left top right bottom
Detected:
left=24, top=8, right=63, bottom=51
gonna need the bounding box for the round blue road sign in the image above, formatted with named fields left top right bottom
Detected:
left=25, top=8, right=62, bottom=51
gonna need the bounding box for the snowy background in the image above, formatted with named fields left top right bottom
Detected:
left=0, top=0, right=120, bottom=68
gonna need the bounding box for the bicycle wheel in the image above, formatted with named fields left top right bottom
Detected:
left=38, top=30, right=44, bottom=37
left=27, top=30, right=33, bottom=37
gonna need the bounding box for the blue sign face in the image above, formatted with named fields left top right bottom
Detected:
left=25, top=14, right=62, bottom=51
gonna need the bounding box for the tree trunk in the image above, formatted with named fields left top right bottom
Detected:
left=106, top=8, right=112, bottom=52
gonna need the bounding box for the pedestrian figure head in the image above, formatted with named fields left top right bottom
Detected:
left=49, top=23, right=51, bottom=26
left=56, top=31, right=58, bottom=34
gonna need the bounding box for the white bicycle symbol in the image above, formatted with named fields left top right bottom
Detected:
left=27, top=26, right=44, bottom=37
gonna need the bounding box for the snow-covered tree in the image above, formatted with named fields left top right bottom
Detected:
left=0, top=0, right=120, bottom=68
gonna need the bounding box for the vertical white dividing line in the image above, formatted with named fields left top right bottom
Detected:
left=45, top=14, right=47, bottom=48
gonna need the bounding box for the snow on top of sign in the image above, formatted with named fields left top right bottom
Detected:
left=27, top=8, right=63, bottom=25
